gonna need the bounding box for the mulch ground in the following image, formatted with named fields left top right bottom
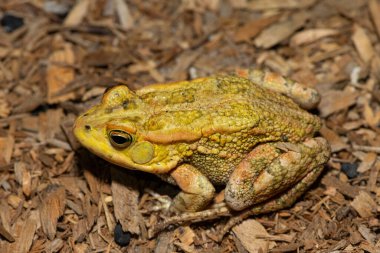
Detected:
left=0, top=0, right=379, bottom=252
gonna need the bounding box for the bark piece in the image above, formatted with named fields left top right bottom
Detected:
left=233, top=219, right=276, bottom=253
left=63, top=0, right=90, bottom=26
left=46, top=40, right=76, bottom=104
left=318, top=89, right=359, bottom=117
left=357, top=152, right=377, bottom=173
left=321, top=176, right=359, bottom=199
left=351, top=24, right=375, bottom=64
left=350, top=191, right=377, bottom=218
left=115, top=0, right=134, bottom=30
left=39, top=185, right=66, bottom=240
left=234, top=15, right=280, bottom=42
left=111, top=168, right=141, bottom=235
left=254, top=12, right=308, bottom=48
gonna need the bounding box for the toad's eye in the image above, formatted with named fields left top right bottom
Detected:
left=108, top=130, right=133, bottom=149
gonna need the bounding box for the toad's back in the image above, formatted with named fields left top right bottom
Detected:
left=137, top=75, right=321, bottom=143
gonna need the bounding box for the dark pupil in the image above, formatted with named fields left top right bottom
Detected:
left=111, top=135, right=128, bottom=145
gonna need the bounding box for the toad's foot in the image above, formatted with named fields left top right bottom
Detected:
left=147, top=203, right=233, bottom=239
left=235, top=68, right=320, bottom=110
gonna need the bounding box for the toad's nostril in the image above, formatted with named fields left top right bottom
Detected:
left=85, top=125, right=91, bottom=131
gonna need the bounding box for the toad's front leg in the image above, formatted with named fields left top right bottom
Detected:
left=170, top=164, right=216, bottom=212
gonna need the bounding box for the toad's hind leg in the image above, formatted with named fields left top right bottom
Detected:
left=235, top=68, right=320, bottom=110
left=219, top=163, right=325, bottom=241
left=225, top=137, right=330, bottom=211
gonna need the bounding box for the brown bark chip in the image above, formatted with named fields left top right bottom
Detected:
left=350, top=191, right=377, bottom=218
left=39, top=185, right=66, bottom=240
left=111, top=168, right=142, bottom=235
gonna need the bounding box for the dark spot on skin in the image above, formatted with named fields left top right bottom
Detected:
left=85, top=125, right=91, bottom=131
left=105, top=108, right=114, bottom=114
left=122, top=100, right=129, bottom=109
left=83, top=113, right=89, bottom=117
left=281, top=135, right=288, bottom=142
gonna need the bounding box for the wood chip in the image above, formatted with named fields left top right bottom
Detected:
left=0, top=222, right=15, bottom=242
left=174, top=226, right=196, bottom=252
left=368, top=161, right=380, bottom=193
left=154, top=231, right=175, bottom=253
left=233, top=219, right=276, bottom=253
left=363, top=100, right=380, bottom=128
left=0, top=135, right=14, bottom=166
left=46, top=40, right=76, bottom=104
left=321, top=176, right=359, bottom=199
left=111, top=168, right=141, bottom=235
left=45, top=238, right=64, bottom=253
left=369, top=0, right=380, bottom=38
left=0, top=91, right=10, bottom=118
left=357, top=152, right=377, bottom=173
left=351, top=24, right=375, bottom=64
left=246, top=0, right=317, bottom=10
left=234, top=15, right=280, bottom=42
left=39, top=185, right=66, bottom=240
left=357, top=224, right=376, bottom=245
left=290, top=28, right=340, bottom=46
left=63, top=0, right=90, bottom=27
left=254, top=12, right=308, bottom=48
left=320, top=125, right=348, bottom=153
left=83, top=167, right=100, bottom=204
left=2, top=213, right=39, bottom=253
left=73, top=219, right=87, bottom=243
left=350, top=191, right=377, bottom=218
left=115, top=0, right=134, bottom=30
left=318, top=88, right=359, bottom=117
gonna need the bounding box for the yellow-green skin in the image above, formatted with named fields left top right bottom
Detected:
left=74, top=70, right=330, bottom=212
